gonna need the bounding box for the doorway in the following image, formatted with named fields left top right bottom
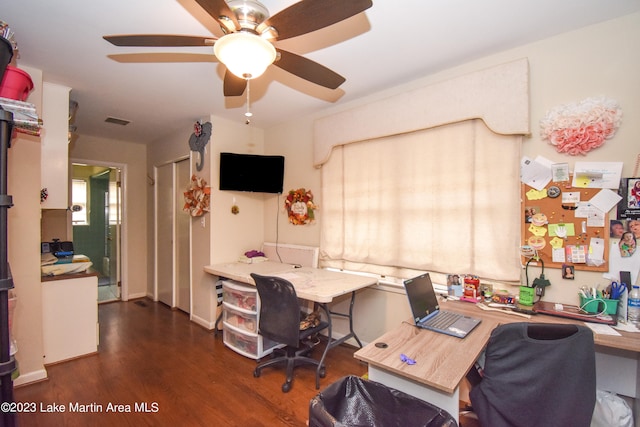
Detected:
left=72, top=163, right=122, bottom=303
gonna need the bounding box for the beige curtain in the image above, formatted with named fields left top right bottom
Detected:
left=320, top=119, right=522, bottom=282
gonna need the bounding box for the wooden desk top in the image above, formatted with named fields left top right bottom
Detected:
left=355, top=299, right=640, bottom=394
left=204, top=261, right=377, bottom=303
left=441, top=299, right=640, bottom=353
left=354, top=302, right=499, bottom=394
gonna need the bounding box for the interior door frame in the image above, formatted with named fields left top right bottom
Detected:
left=71, top=157, right=128, bottom=300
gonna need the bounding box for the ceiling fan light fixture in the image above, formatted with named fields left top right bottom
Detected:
left=214, top=31, right=276, bottom=79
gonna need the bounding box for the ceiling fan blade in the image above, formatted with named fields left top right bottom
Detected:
left=107, top=53, right=217, bottom=63
left=103, top=34, right=215, bottom=47
left=223, top=71, right=247, bottom=96
left=264, top=0, right=372, bottom=41
left=194, top=0, right=241, bottom=32
left=274, top=49, right=345, bottom=90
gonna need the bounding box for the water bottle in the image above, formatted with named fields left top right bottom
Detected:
left=627, top=285, right=640, bottom=326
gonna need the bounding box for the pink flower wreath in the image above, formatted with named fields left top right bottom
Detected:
left=540, top=97, right=622, bottom=156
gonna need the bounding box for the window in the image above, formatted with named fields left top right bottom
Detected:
left=71, top=179, right=88, bottom=225
left=320, top=119, right=522, bottom=284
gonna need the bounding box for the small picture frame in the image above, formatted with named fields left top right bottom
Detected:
left=524, top=205, right=541, bottom=223
left=446, top=274, right=462, bottom=296
left=617, top=177, right=640, bottom=220
left=610, top=219, right=626, bottom=239
left=562, top=264, right=575, bottom=280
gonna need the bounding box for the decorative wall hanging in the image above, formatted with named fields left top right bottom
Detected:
left=183, top=175, right=210, bottom=217
left=188, top=121, right=212, bottom=171
left=540, top=97, right=622, bottom=156
left=285, top=188, right=317, bottom=225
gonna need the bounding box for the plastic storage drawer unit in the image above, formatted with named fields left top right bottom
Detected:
left=222, top=281, right=257, bottom=311
left=221, top=279, right=283, bottom=359
left=222, top=302, right=258, bottom=333
left=223, top=323, right=281, bottom=360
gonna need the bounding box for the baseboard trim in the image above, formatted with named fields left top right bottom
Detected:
left=13, top=368, right=48, bottom=387
left=190, top=313, right=215, bottom=330
left=126, top=291, right=147, bottom=301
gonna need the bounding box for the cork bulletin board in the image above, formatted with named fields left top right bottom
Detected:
left=521, top=176, right=609, bottom=272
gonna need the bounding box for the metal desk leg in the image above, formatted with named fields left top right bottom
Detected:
left=316, top=303, right=332, bottom=389
left=315, top=291, right=362, bottom=389
left=214, top=304, right=223, bottom=337
left=330, top=290, right=362, bottom=348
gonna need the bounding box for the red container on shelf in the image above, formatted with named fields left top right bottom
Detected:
left=0, top=65, right=34, bottom=101
left=463, top=275, right=480, bottom=299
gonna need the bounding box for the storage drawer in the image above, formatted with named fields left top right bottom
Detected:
left=222, top=302, right=258, bottom=333
left=222, top=280, right=258, bottom=312
left=223, top=324, right=281, bottom=360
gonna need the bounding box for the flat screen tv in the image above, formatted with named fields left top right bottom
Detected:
left=219, top=152, right=285, bottom=194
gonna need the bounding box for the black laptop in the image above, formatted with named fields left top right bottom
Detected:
left=404, top=273, right=481, bottom=338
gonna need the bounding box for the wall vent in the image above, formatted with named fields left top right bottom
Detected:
left=105, top=117, right=130, bottom=126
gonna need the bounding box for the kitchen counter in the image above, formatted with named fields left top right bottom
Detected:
left=41, top=268, right=99, bottom=283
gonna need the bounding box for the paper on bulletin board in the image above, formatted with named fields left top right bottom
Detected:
left=574, top=202, right=591, bottom=218
left=589, top=188, right=623, bottom=213
left=586, top=208, right=605, bottom=227
left=521, top=156, right=552, bottom=191
left=588, top=238, right=605, bottom=266
left=548, top=223, right=575, bottom=237
left=571, top=162, right=623, bottom=189
left=552, top=247, right=566, bottom=263
left=562, top=192, right=581, bottom=204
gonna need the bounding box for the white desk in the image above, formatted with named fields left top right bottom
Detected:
left=204, top=261, right=377, bottom=388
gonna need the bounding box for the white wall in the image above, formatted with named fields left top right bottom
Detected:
left=208, top=117, right=268, bottom=264
left=9, top=66, right=47, bottom=385
left=264, top=12, right=640, bottom=344
left=264, top=117, right=322, bottom=246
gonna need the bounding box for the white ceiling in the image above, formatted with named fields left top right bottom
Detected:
left=3, top=0, right=640, bottom=145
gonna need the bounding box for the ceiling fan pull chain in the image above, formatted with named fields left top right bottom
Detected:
left=245, top=78, right=253, bottom=124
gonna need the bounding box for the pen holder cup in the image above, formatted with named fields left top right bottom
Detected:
left=579, top=296, right=618, bottom=315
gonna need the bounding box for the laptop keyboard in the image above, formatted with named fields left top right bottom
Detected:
left=423, top=310, right=461, bottom=329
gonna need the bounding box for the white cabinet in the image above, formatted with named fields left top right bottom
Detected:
left=221, top=280, right=282, bottom=359
left=40, top=82, right=71, bottom=209
left=41, top=274, right=98, bottom=364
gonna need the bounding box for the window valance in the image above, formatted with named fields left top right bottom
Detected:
left=313, top=58, right=530, bottom=167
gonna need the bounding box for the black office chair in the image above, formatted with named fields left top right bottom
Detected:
left=250, top=273, right=330, bottom=393
left=468, top=322, right=596, bottom=427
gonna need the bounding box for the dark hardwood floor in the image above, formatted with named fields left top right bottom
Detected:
left=14, top=299, right=368, bottom=427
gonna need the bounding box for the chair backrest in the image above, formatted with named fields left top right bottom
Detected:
left=251, top=273, right=301, bottom=348
left=470, top=322, right=596, bottom=427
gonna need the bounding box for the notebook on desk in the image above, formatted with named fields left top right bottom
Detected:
left=404, top=273, right=481, bottom=338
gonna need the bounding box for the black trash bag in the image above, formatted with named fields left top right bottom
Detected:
left=309, top=375, right=457, bottom=427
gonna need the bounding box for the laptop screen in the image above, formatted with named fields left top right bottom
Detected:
left=404, top=273, right=440, bottom=322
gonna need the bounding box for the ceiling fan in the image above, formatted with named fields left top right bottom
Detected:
left=103, top=0, right=373, bottom=97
